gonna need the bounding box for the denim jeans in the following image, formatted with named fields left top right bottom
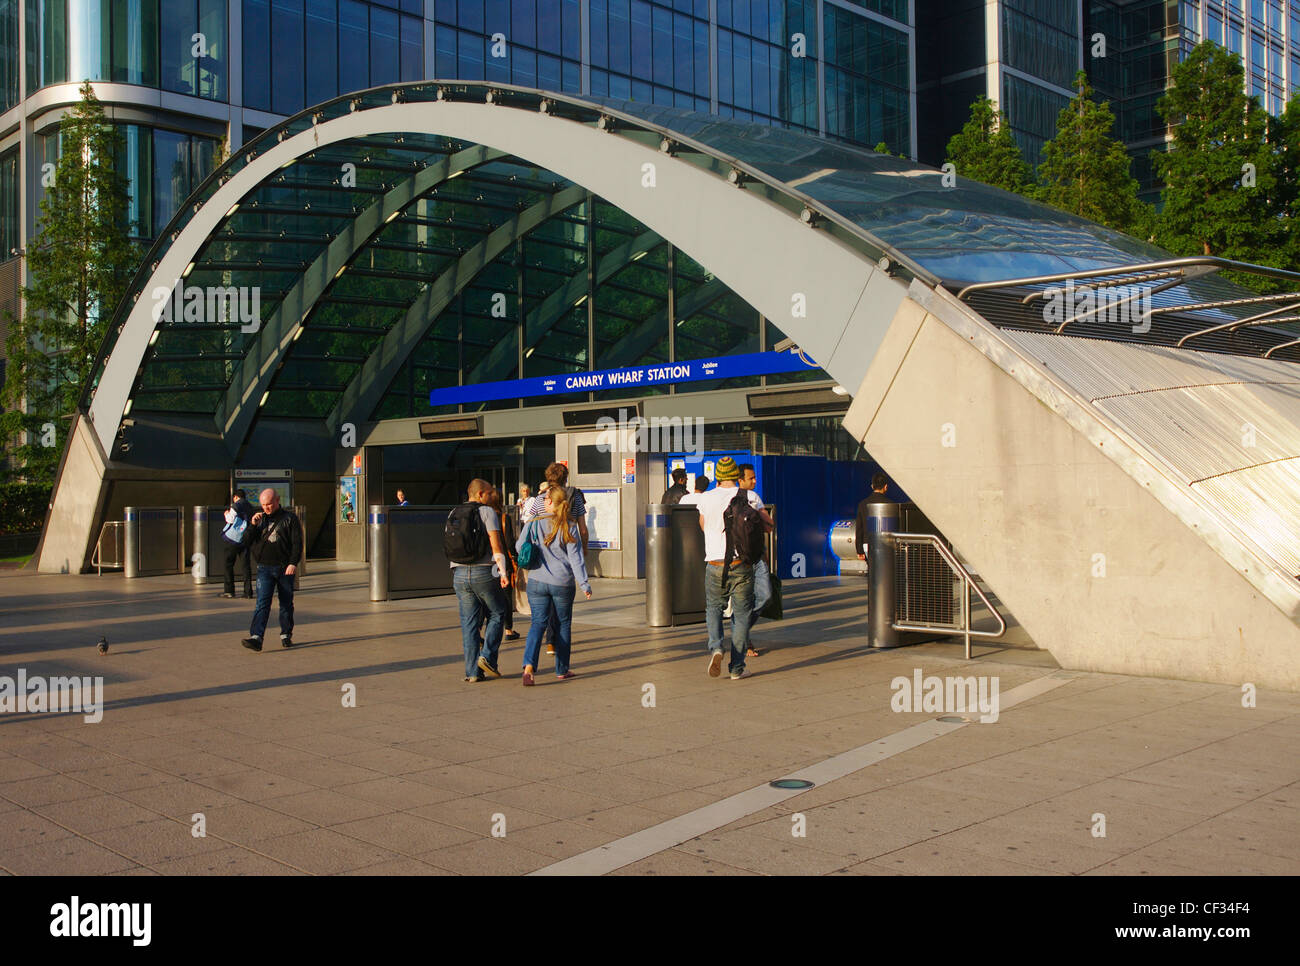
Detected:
left=250, top=565, right=294, bottom=639
left=523, top=581, right=575, bottom=675
left=705, top=562, right=754, bottom=674
left=454, top=565, right=506, bottom=678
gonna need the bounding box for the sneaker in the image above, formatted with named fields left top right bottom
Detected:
left=476, top=656, right=502, bottom=679
left=545, top=643, right=555, bottom=656
left=522, top=666, right=535, bottom=687
left=729, top=668, right=752, bottom=680
left=556, top=670, right=576, bottom=681
left=241, top=637, right=262, bottom=652
left=281, top=635, right=296, bottom=648
left=707, top=651, right=723, bottom=678
left=464, top=674, right=486, bottom=683
left=723, top=600, right=733, bottom=619
left=221, top=592, right=236, bottom=599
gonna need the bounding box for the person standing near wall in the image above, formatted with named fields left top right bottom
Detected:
left=486, top=486, right=521, bottom=642
left=737, top=463, right=776, bottom=657
left=854, top=473, right=892, bottom=564
left=661, top=467, right=689, bottom=505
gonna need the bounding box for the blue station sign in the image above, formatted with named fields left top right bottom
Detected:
left=429, top=349, right=820, bottom=406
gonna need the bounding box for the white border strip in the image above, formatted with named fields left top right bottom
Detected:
left=531, top=672, right=1073, bottom=876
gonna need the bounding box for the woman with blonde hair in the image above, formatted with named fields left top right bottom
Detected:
left=516, top=487, right=592, bottom=685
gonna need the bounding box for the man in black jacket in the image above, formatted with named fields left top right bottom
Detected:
left=854, top=473, right=892, bottom=564
left=241, top=488, right=303, bottom=652
left=661, top=468, right=689, bottom=505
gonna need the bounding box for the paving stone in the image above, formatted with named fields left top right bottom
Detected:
left=150, top=847, right=306, bottom=875
left=0, top=835, right=138, bottom=875
left=417, top=837, right=550, bottom=875
left=34, top=794, right=164, bottom=834
left=92, top=817, right=229, bottom=865
left=254, top=828, right=401, bottom=875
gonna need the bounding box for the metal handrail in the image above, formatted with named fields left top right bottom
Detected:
left=92, top=521, right=125, bottom=575
left=887, top=532, right=1006, bottom=659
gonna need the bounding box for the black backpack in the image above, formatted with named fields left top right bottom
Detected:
left=444, top=503, right=490, bottom=564
left=722, top=489, right=766, bottom=579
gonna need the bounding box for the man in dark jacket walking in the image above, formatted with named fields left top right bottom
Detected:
left=221, top=488, right=255, bottom=599
left=241, top=488, right=303, bottom=652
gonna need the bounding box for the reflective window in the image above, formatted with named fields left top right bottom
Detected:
left=0, top=150, right=17, bottom=257
left=435, top=0, right=581, bottom=92
left=824, top=5, right=910, bottom=152
left=0, top=0, right=16, bottom=111
left=245, top=0, right=423, bottom=116
left=24, top=0, right=223, bottom=99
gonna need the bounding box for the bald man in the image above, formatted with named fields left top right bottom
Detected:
left=241, top=488, right=304, bottom=652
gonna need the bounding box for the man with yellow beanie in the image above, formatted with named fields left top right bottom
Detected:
left=696, top=456, right=770, bottom=679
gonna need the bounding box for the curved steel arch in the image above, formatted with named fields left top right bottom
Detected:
left=88, top=87, right=914, bottom=453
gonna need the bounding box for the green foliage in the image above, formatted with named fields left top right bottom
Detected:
left=2, top=82, right=137, bottom=481
left=1038, top=72, right=1152, bottom=236
left=1155, top=43, right=1282, bottom=288
left=0, top=481, right=53, bottom=534
left=944, top=96, right=1034, bottom=195
left=1274, top=97, right=1300, bottom=272
left=0, top=411, right=60, bottom=483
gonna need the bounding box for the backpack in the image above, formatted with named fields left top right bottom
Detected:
left=444, top=503, right=490, bottom=564
left=516, top=519, right=543, bottom=570
left=722, top=489, right=766, bottom=580
left=221, top=504, right=248, bottom=545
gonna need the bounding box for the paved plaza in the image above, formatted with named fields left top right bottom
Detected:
left=0, top=563, right=1296, bottom=876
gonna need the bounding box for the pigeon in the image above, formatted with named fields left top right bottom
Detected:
left=97, top=637, right=108, bottom=655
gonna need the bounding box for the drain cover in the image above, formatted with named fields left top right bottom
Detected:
left=937, top=715, right=971, bottom=723
left=770, top=779, right=815, bottom=790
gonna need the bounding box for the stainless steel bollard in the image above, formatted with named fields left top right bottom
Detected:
left=123, top=507, right=140, bottom=579
left=192, top=506, right=209, bottom=583
left=369, top=505, right=388, bottom=601
left=645, top=504, right=672, bottom=626
left=866, top=499, right=901, bottom=648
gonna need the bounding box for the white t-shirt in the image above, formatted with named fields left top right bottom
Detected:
left=697, top=484, right=764, bottom=561
left=679, top=492, right=704, bottom=506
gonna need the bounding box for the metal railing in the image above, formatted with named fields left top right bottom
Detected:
left=888, top=532, right=1005, bottom=659
left=92, top=521, right=125, bottom=575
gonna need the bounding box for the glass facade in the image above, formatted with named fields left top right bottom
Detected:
left=36, top=123, right=220, bottom=240
left=435, top=0, right=582, bottom=94
left=25, top=0, right=227, bottom=100
left=823, top=3, right=910, bottom=150
left=244, top=0, right=424, bottom=116
left=0, top=149, right=17, bottom=256
left=1089, top=0, right=1300, bottom=202
left=1, top=0, right=17, bottom=112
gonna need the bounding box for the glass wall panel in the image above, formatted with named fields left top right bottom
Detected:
left=305, top=0, right=339, bottom=106
left=270, top=0, right=304, bottom=115
left=339, top=1, right=369, bottom=94
left=0, top=0, right=17, bottom=111
left=369, top=6, right=399, bottom=87
left=0, top=150, right=18, bottom=257
left=244, top=0, right=271, bottom=110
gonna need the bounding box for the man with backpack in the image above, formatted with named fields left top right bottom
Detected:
left=697, top=456, right=771, bottom=680
left=737, top=462, right=776, bottom=656
left=221, top=488, right=255, bottom=599
left=445, top=478, right=511, bottom=682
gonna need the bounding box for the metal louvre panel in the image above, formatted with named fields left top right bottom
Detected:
left=1193, top=461, right=1300, bottom=578
left=1000, top=330, right=1240, bottom=401
left=1095, top=383, right=1300, bottom=484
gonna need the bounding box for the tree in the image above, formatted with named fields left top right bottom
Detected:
left=1154, top=43, right=1281, bottom=281
left=1273, top=96, right=1300, bottom=271
left=1038, top=71, right=1152, bottom=236
left=2, top=82, right=136, bottom=481
left=944, top=96, right=1034, bottom=195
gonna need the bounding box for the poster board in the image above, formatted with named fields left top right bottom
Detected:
left=582, top=488, right=621, bottom=550
left=338, top=477, right=359, bottom=523
left=234, top=469, right=294, bottom=508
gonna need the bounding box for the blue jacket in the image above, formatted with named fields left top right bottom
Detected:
left=517, top=518, right=591, bottom=594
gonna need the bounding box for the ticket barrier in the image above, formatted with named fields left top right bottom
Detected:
left=123, top=506, right=185, bottom=578
left=369, top=504, right=456, bottom=601
left=191, top=505, right=306, bottom=588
